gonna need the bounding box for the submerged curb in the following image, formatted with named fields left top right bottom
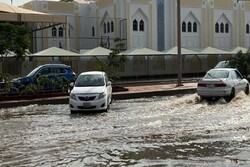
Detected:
left=0, top=86, right=197, bottom=109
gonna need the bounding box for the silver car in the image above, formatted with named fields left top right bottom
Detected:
left=197, top=68, right=249, bottom=102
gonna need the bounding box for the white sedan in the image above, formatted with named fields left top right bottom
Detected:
left=197, top=68, right=249, bottom=102
left=69, top=71, right=112, bottom=113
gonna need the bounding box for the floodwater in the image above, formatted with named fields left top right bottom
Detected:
left=0, top=93, right=250, bottom=167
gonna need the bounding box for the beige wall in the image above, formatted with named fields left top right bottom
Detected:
left=48, top=2, right=74, bottom=12
left=75, top=14, right=80, bottom=51
left=98, top=0, right=113, bottom=8
left=126, top=3, right=131, bottom=49
left=214, top=0, right=233, bottom=9
left=245, top=2, right=250, bottom=10
left=210, top=8, right=214, bottom=47
left=201, top=7, right=207, bottom=48
left=131, top=0, right=148, bottom=4
left=182, top=0, right=201, bottom=7
left=241, top=11, right=245, bottom=47
left=23, top=3, right=33, bottom=10
left=233, top=10, right=238, bottom=47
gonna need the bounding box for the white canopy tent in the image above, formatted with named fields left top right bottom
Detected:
left=81, top=47, right=111, bottom=56
left=199, top=46, right=231, bottom=55
left=119, top=47, right=165, bottom=55
left=164, top=46, right=199, bottom=55
left=0, top=2, right=66, bottom=23
left=230, top=46, right=249, bottom=54
left=29, top=47, right=80, bottom=56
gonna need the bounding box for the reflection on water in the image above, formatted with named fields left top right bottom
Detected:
left=0, top=93, right=250, bottom=166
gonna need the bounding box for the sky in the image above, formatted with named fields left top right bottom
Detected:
left=0, top=0, right=58, bottom=7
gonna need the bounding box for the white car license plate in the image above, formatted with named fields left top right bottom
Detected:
left=207, top=84, right=214, bottom=88
left=83, top=102, right=91, bottom=107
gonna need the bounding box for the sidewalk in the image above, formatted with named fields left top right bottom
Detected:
left=113, top=82, right=197, bottom=99
left=0, top=82, right=197, bottom=108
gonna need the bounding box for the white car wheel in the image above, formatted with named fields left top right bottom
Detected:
left=245, top=84, right=249, bottom=95
left=224, top=88, right=235, bottom=102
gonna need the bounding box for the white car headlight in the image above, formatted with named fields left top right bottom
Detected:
left=98, top=92, right=106, bottom=99
left=70, top=93, right=77, bottom=100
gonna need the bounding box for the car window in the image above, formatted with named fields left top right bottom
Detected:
left=204, top=70, right=229, bottom=79
left=231, top=71, right=237, bottom=79
left=235, top=70, right=243, bottom=79
left=27, top=66, right=41, bottom=77
left=75, top=74, right=104, bottom=87
left=39, top=68, right=50, bottom=75
left=59, top=68, right=66, bottom=74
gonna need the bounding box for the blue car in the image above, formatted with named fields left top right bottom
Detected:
left=10, top=64, right=76, bottom=93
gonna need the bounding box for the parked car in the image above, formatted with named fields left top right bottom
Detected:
left=69, top=71, right=112, bottom=113
left=10, top=64, right=76, bottom=93
left=197, top=68, right=249, bottom=102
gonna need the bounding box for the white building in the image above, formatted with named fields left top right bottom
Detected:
left=22, top=0, right=250, bottom=53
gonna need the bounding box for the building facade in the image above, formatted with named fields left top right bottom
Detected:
left=22, top=0, right=250, bottom=53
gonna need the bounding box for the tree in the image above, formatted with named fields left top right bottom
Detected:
left=228, top=50, right=250, bottom=78
left=100, top=37, right=127, bottom=83
left=0, top=22, right=31, bottom=74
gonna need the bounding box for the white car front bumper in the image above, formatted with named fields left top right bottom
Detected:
left=69, top=96, right=107, bottom=111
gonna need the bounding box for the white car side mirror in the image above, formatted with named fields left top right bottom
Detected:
left=107, top=81, right=112, bottom=86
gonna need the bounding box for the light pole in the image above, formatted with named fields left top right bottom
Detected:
left=177, top=0, right=183, bottom=86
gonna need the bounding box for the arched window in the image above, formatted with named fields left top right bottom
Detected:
left=182, top=21, right=186, bottom=32
left=52, top=27, right=57, bottom=37
left=92, top=27, right=95, bottom=37
left=225, top=23, right=229, bottom=33
left=107, top=22, right=110, bottom=33
left=220, top=23, right=224, bottom=33
left=215, top=23, right=219, bottom=33
left=103, top=22, right=106, bottom=33
left=133, top=19, right=138, bottom=31
left=111, top=21, right=114, bottom=32
left=193, top=22, right=197, bottom=33
left=59, top=27, right=63, bottom=37
left=246, top=24, right=249, bottom=34
left=139, top=20, right=144, bottom=31
left=188, top=22, right=192, bottom=32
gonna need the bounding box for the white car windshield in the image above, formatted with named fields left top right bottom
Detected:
left=75, top=74, right=105, bottom=87
left=204, top=70, right=229, bottom=79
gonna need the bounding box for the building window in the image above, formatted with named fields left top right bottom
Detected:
left=133, top=19, right=138, bottom=31
left=225, top=23, right=229, bottom=33
left=52, top=27, right=57, bottom=37
left=246, top=24, right=249, bottom=34
left=215, top=23, right=219, bottom=33
left=103, top=22, right=106, bottom=33
left=59, top=27, right=63, bottom=37
left=220, top=23, right=224, bottom=33
left=193, top=22, right=197, bottom=33
left=139, top=20, right=144, bottom=31
left=92, top=27, right=95, bottom=37
left=111, top=21, right=114, bottom=32
left=182, top=21, right=186, bottom=32
left=188, top=22, right=192, bottom=32
left=107, top=22, right=110, bottom=33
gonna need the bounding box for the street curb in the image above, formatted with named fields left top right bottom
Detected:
left=0, top=88, right=197, bottom=109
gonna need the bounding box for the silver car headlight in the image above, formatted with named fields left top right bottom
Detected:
left=98, top=92, right=106, bottom=99
left=70, top=93, right=77, bottom=100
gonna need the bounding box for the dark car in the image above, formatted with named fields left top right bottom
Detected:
left=9, top=64, right=76, bottom=93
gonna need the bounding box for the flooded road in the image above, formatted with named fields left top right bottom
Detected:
left=0, top=93, right=250, bottom=166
